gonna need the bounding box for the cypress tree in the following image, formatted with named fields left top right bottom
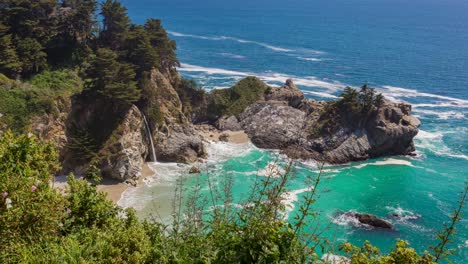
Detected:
left=144, top=19, right=179, bottom=72
left=86, top=48, right=140, bottom=103
left=99, top=0, right=130, bottom=50
left=0, top=34, right=22, bottom=78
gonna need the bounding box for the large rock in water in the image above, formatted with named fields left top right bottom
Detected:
left=346, top=212, right=393, bottom=229
left=237, top=79, right=420, bottom=164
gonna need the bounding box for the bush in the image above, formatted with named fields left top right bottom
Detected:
left=209, top=76, right=270, bottom=118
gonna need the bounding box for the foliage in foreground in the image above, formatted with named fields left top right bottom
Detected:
left=0, top=132, right=465, bottom=263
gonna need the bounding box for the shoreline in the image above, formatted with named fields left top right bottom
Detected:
left=194, top=124, right=250, bottom=144
left=65, top=125, right=251, bottom=205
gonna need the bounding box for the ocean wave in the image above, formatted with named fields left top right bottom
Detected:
left=416, top=130, right=444, bottom=140
left=258, top=162, right=286, bottom=178
left=280, top=187, right=313, bottom=219
left=178, top=63, right=344, bottom=91
left=415, top=134, right=468, bottom=161
left=353, top=158, right=415, bottom=169
left=205, top=141, right=256, bottom=163
left=168, top=30, right=294, bottom=52
left=297, top=57, right=323, bottom=62
left=302, top=90, right=338, bottom=99
left=331, top=211, right=372, bottom=229
left=412, top=109, right=465, bottom=120
left=385, top=206, right=421, bottom=221
left=381, top=85, right=468, bottom=106
left=219, top=53, right=246, bottom=59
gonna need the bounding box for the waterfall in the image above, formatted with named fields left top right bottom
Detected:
left=141, top=112, right=157, bottom=162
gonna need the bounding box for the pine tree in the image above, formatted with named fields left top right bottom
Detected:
left=16, top=38, right=48, bottom=76
left=0, top=34, right=22, bottom=78
left=86, top=48, right=140, bottom=103
left=99, top=0, right=130, bottom=50
left=123, top=25, right=159, bottom=76
left=144, top=19, right=179, bottom=71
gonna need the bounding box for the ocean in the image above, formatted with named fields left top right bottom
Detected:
left=117, top=0, right=468, bottom=261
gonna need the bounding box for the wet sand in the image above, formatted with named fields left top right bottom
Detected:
left=195, top=124, right=250, bottom=144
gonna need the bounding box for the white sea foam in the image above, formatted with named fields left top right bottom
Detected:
left=168, top=30, right=294, bottom=52
left=415, top=132, right=468, bottom=161
left=297, top=57, right=323, bottom=62
left=205, top=141, right=256, bottom=163
left=331, top=211, right=372, bottom=229
left=280, top=187, right=313, bottom=219
left=416, top=130, right=444, bottom=140
left=178, top=63, right=344, bottom=91
left=381, top=85, right=468, bottom=106
left=258, top=162, right=286, bottom=178
left=219, top=53, right=246, bottom=59
left=385, top=206, right=421, bottom=221
left=412, top=109, right=465, bottom=120
left=353, top=158, right=415, bottom=169
left=303, top=90, right=339, bottom=99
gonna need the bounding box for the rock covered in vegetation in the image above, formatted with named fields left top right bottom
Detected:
left=61, top=92, right=148, bottom=181
left=232, top=79, right=420, bottom=164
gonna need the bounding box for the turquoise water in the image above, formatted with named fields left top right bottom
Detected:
left=117, top=0, right=468, bottom=262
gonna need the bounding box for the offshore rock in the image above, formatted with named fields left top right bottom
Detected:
left=238, top=79, right=420, bottom=164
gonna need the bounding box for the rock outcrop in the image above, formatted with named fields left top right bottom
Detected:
left=60, top=92, right=148, bottom=181
left=346, top=212, right=393, bottom=229
left=146, top=70, right=205, bottom=163
left=235, top=79, right=420, bottom=163
left=99, top=105, right=148, bottom=181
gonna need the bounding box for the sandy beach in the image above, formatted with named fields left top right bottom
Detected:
left=53, top=163, right=156, bottom=204
left=195, top=124, right=250, bottom=144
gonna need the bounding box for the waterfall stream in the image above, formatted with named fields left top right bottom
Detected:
left=141, top=112, right=157, bottom=162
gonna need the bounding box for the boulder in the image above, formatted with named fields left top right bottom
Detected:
left=240, top=101, right=306, bottom=149
left=216, top=115, right=242, bottom=131
left=219, top=133, right=230, bottom=142
left=348, top=212, right=393, bottom=229
left=189, top=166, right=201, bottom=174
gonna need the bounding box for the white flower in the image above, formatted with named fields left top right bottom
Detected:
left=5, top=198, right=12, bottom=209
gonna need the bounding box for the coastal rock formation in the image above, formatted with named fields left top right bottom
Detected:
left=99, top=105, right=148, bottom=181
left=61, top=92, right=148, bottom=181
left=145, top=70, right=205, bottom=163
left=345, top=211, right=393, bottom=229
left=234, top=79, right=420, bottom=163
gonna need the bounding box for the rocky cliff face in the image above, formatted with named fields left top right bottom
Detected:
left=144, top=70, right=205, bottom=163
left=228, top=79, right=420, bottom=164
left=50, top=70, right=205, bottom=182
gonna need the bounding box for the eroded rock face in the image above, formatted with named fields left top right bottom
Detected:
left=240, top=102, right=306, bottom=149
left=61, top=93, right=148, bottom=181
left=216, top=115, right=242, bottom=131
left=147, top=70, right=205, bottom=163
left=237, top=80, right=420, bottom=164
left=155, top=123, right=205, bottom=163
left=99, top=105, right=148, bottom=181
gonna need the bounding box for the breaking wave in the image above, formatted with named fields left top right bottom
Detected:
left=168, top=31, right=295, bottom=52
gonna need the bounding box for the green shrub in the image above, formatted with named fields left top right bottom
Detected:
left=30, top=69, right=82, bottom=93
left=209, top=76, right=270, bottom=118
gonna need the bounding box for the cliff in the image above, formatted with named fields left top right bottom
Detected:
left=195, top=78, right=420, bottom=164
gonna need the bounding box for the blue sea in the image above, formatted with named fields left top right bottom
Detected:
left=118, top=0, right=468, bottom=262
